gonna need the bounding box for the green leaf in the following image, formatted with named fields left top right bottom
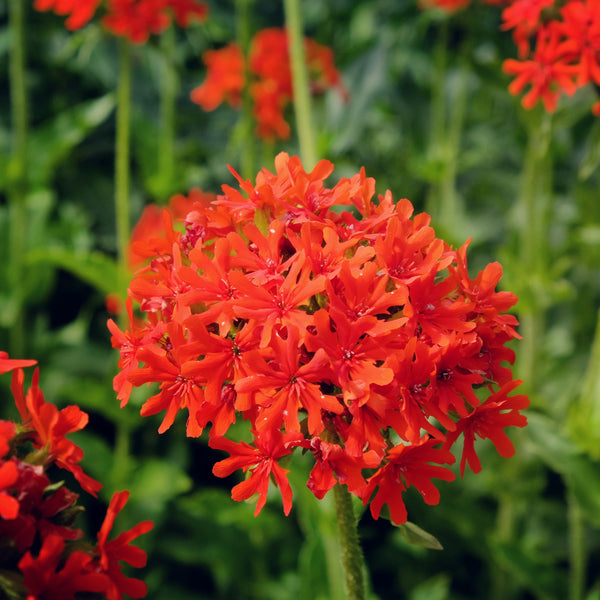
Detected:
left=25, top=246, right=120, bottom=298
left=27, top=94, right=115, bottom=187
left=399, top=521, right=444, bottom=551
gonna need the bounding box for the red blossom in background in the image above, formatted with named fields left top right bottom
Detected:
left=191, top=28, right=346, bottom=140
left=33, top=0, right=208, bottom=43
left=18, top=534, right=108, bottom=600
left=0, top=356, right=152, bottom=600
left=114, top=152, right=528, bottom=525
left=423, top=0, right=600, bottom=114
left=94, top=491, right=154, bottom=600
left=11, top=368, right=102, bottom=496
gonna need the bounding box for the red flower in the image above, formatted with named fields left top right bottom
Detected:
left=33, top=0, right=102, bottom=30
left=235, top=326, right=343, bottom=435
left=0, top=420, right=15, bottom=458
left=190, top=44, right=245, bottom=111
left=365, top=437, right=456, bottom=525
left=127, top=321, right=207, bottom=436
left=0, top=351, right=36, bottom=374
left=18, top=534, right=108, bottom=600
left=443, top=379, right=529, bottom=475
left=210, top=429, right=303, bottom=516
left=34, top=0, right=208, bottom=42
left=556, top=0, right=600, bottom=86
left=306, top=437, right=379, bottom=500
left=0, top=458, right=20, bottom=520
left=501, top=0, right=557, bottom=57
left=11, top=369, right=102, bottom=496
left=191, top=28, right=345, bottom=140
left=94, top=491, right=154, bottom=600
left=503, top=25, right=578, bottom=111
left=165, top=0, right=208, bottom=27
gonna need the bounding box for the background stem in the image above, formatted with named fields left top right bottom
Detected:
left=283, top=0, right=317, bottom=169
left=158, top=26, right=178, bottom=199
left=236, top=0, right=255, bottom=179
left=115, top=39, right=132, bottom=298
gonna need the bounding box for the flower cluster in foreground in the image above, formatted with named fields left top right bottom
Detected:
left=110, top=153, right=528, bottom=525
left=0, top=352, right=152, bottom=600
left=33, top=0, right=208, bottom=43
left=191, top=28, right=346, bottom=140
left=424, top=0, right=600, bottom=114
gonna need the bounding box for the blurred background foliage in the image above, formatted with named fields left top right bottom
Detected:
left=2, top=1, right=600, bottom=599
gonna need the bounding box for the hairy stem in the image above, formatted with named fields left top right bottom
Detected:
left=333, top=483, right=366, bottom=600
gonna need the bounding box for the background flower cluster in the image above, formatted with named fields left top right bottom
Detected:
left=0, top=354, right=152, bottom=600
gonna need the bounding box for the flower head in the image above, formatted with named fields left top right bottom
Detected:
left=192, top=28, right=345, bottom=140
left=34, top=0, right=208, bottom=43
left=115, top=153, right=527, bottom=524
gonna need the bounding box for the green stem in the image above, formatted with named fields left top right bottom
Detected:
left=115, top=39, right=132, bottom=297
left=7, top=0, right=28, bottom=357
left=158, top=26, right=178, bottom=199
left=333, top=483, right=366, bottom=600
left=568, top=488, right=586, bottom=600
left=426, top=20, right=470, bottom=240
left=425, top=20, right=448, bottom=220
left=236, top=0, right=255, bottom=179
left=517, top=113, right=552, bottom=394
left=283, top=0, right=317, bottom=169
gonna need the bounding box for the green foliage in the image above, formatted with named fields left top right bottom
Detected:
left=2, top=1, right=600, bottom=599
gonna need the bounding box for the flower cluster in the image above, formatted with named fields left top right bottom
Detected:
left=502, top=0, right=600, bottom=113
left=191, top=28, right=346, bottom=140
left=110, top=153, right=528, bottom=525
left=33, top=0, right=208, bottom=43
left=423, top=0, right=600, bottom=114
left=0, top=352, right=152, bottom=600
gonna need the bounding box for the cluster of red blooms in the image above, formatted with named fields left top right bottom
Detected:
left=33, top=0, right=208, bottom=43
left=109, top=153, right=528, bottom=525
left=0, top=352, right=152, bottom=600
left=424, top=0, right=600, bottom=114
left=191, top=28, right=346, bottom=140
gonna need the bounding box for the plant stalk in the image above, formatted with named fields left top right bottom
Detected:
left=283, top=0, right=317, bottom=169
left=517, top=113, right=552, bottom=394
left=333, top=483, right=366, bottom=600
left=115, top=39, right=132, bottom=299
left=158, top=25, right=178, bottom=199
left=236, top=0, right=255, bottom=179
